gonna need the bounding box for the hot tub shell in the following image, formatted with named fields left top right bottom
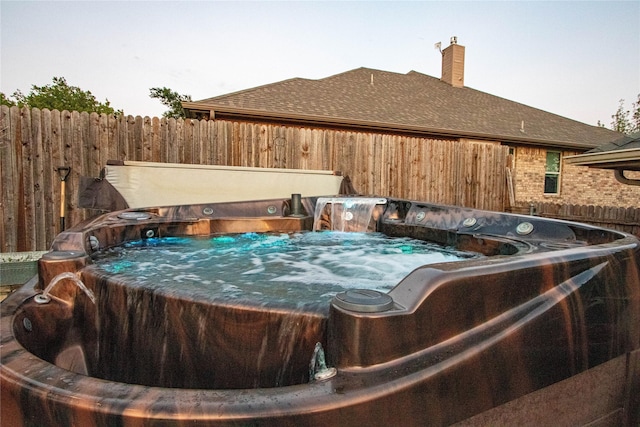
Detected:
left=1, top=196, right=639, bottom=426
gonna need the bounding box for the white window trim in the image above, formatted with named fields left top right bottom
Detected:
left=544, top=151, right=562, bottom=195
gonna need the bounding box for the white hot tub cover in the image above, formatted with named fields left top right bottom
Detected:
left=102, top=161, right=345, bottom=208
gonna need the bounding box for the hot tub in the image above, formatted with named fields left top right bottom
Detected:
left=1, top=196, right=639, bottom=426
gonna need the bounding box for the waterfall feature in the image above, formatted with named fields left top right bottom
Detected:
left=34, top=272, right=96, bottom=305
left=313, top=197, right=387, bottom=232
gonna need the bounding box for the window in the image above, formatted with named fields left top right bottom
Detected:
left=544, top=151, right=561, bottom=194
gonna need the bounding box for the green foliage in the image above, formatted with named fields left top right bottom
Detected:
left=0, top=92, right=16, bottom=107
left=600, top=94, right=640, bottom=134
left=149, top=87, right=192, bottom=119
left=1, top=77, right=120, bottom=115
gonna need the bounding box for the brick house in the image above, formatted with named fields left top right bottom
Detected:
left=183, top=39, right=638, bottom=209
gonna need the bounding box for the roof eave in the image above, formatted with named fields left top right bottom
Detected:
left=182, top=102, right=599, bottom=150
left=565, top=148, right=640, bottom=171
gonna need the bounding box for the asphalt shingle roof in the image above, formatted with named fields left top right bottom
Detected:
left=188, top=67, right=621, bottom=150
left=588, top=132, right=640, bottom=153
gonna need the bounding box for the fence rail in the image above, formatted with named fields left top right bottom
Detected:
left=2, top=106, right=511, bottom=252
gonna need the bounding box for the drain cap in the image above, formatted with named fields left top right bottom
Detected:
left=332, top=289, right=394, bottom=313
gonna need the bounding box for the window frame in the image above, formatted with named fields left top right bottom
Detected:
left=543, top=150, right=562, bottom=195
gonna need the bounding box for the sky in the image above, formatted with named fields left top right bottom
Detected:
left=1, top=1, right=639, bottom=127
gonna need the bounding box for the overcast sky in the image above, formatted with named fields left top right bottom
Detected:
left=1, top=1, right=638, bottom=127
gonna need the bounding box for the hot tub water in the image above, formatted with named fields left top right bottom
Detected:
left=91, top=231, right=480, bottom=310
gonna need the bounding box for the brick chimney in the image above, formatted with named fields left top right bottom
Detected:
left=441, top=36, right=465, bottom=88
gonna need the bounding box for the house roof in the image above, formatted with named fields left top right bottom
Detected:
left=565, top=132, right=640, bottom=171
left=183, top=67, right=621, bottom=150
left=587, top=131, right=640, bottom=153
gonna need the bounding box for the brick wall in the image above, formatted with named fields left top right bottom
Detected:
left=513, top=146, right=640, bottom=208
left=441, top=43, right=465, bottom=88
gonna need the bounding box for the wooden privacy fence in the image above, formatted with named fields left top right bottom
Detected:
left=1, top=106, right=509, bottom=252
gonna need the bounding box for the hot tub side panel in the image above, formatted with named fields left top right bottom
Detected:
left=79, top=269, right=327, bottom=389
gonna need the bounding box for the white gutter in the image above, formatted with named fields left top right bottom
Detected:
left=565, top=148, right=640, bottom=186
left=564, top=148, right=640, bottom=167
